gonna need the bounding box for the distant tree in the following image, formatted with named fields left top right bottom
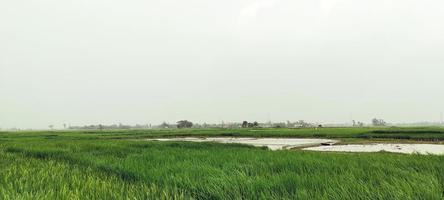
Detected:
left=372, top=118, right=386, bottom=126
left=253, top=121, right=259, bottom=127
left=372, top=118, right=378, bottom=126
left=48, top=125, right=54, bottom=130
left=242, top=121, right=260, bottom=128
left=242, top=121, right=248, bottom=128
left=177, top=120, right=193, bottom=128
left=160, top=122, right=170, bottom=129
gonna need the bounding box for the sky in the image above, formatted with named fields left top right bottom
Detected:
left=1, top=0, right=444, bottom=129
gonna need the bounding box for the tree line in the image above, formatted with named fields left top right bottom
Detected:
left=60, top=118, right=389, bottom=130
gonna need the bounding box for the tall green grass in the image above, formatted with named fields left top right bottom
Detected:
left=0, top=131, right=443, bottom=199
left=0, top=150, right=189, bottom=199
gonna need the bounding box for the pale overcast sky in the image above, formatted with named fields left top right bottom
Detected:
left=1, top=0, right=444, bottom=129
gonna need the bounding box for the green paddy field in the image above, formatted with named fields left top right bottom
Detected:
left=1, top=127, right=443, bottom=199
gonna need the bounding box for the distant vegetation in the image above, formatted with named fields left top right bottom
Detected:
left=241, top=121, right=259, bottom=128
left=58, top=119, right=391, bottom=130
left=371, top=118, right=387, bottom=126
left=177, top=120, right=193, bottom=129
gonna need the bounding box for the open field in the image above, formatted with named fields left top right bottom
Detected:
left=3, top=127, right=444, bottom=141
left=1, top=127, right=444, bottom=199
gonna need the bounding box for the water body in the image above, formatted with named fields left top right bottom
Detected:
left=147, top=137, right=338, bottom=150
left=304, top=144, right=444, bottom=155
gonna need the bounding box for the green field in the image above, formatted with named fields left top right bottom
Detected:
left=1, top=127, right=444, bottom=199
